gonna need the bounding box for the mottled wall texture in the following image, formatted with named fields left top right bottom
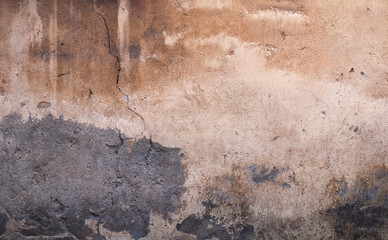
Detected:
left=0, top=0, right=387, bottom=239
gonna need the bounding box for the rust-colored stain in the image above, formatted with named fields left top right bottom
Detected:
left=37, top=101, right=51, bottom=109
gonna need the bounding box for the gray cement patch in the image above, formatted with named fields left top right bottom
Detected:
left=0, top=114, right=185, bottom=239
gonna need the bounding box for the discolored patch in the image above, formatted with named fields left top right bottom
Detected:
left=129, top=45, right=141, bottom=59
left=0, top=213, right=8, bottom=236
left=248, top=165, right=284, bottom=184
left=0, top=114, right=185, bottom=239
left=325, top=168, right=388, bottom=239
left=37, top=101, right=51, bottom=109
left=176, top=166, right=255, bottom=239
left=177, top=206, right=254, bottom=240
left=177, top=214, right=231, bottom=240
left=247, top=165, right=293, bottom=188
left=328, top=204, right=387, bottom=239
left=327, top=177, right=349, bottom=198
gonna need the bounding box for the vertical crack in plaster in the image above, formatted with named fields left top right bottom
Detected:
left=94, top=0, right=146, bottom=137
left=145, top=137, right=153, bottom=166
left=96, top=12, right=122, bottom=88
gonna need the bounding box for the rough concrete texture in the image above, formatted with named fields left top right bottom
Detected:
left=0, top=0, right=387, bottom=239
left=0, top=114, right=185, bottom=239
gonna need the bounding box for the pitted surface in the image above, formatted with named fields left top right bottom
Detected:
left=0, top=114, right=185, bottom=239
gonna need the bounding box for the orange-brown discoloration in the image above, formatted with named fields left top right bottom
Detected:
left=1, top=0, right=386, bottom=101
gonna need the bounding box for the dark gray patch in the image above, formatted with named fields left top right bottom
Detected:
left=237, top=225, right=254, bottom=240
left=327, top=204, right=387, bottom=239
left=177, top=166, right=255, bottom=239
left=375, top=169, right=388, bottom=180
left=129, top=45, right=141, bottom=59
left=177, top=213, right=254, bottom=240
left=0, top=114, right=185, bottom=239
left=0, top=213, right=8, bottom=236
left=325, top=170, right=388, bottom=239
left=177, top=214, right=231, bottom=240
left=281, top=183, right=291, bottom=189
left=248, top=165, right=284, bottom=184
left=177, top=190, right=254, bottom=240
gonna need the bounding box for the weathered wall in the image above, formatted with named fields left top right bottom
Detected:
left=0, top=0, right=387, bottom=239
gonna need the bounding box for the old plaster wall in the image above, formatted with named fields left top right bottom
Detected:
left=0, top=0, right=387, bottom=239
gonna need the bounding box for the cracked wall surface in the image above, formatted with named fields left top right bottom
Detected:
left=0, top=114, right=185, bottom=239
left=0, top=0, right=387, bottom=239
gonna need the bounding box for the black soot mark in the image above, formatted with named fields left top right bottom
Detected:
left=176, top=201, right=254, bottom=240
left=129, top=45, right=141, bottom=59
left=0, top=114, right=185, bottom=239
left=248, top=165, right=284, bottom=184
left=0, top=213, right=8, bottom=236
left=325, top=169, right=388, bottom=239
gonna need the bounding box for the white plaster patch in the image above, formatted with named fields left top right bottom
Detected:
left=244, top=8, right=306, bottom=22
left=163, top=31, right=183, bottom=46
left=180, top=0, right=232, bottom=10
left=27, top=0, right=43, bottom=44
left=184, top=33, right=241, bottom=52
left=203, top=58, right=222, bottom=70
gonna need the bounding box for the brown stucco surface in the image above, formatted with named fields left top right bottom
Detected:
left=0, top=0, right=387, bottom=239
